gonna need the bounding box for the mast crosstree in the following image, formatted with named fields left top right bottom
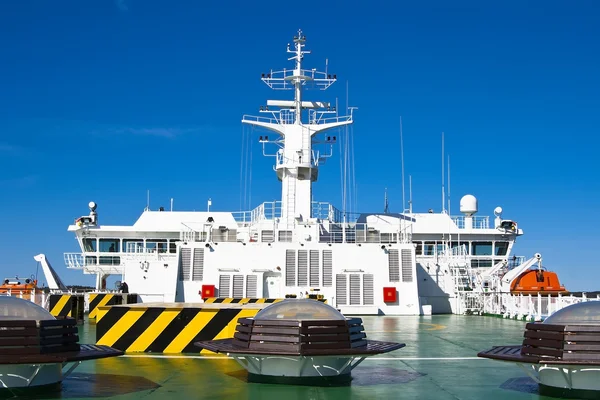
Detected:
left=242, top=30, right=354, bottom=225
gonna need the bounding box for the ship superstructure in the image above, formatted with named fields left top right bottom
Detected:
left=64, top=31, right=524, bottom=315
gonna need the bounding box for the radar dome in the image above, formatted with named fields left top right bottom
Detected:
left=494, top=207, right=503, bottom=217
left=460, top=195, right=478, bottom=216
left=89, top=201, right=97, bottom=211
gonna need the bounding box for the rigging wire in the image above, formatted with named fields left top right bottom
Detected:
left=249, top=126, right=254, bottom=209
left=343, top=80, right=349, bottom=216
left=243, top=125, right=251, bottom=211
left=338, top=97, right=344, bottom=210
left=350, top=123, right=357, bottom=216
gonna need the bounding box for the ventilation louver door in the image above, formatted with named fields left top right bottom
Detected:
left=246, top=275, right=257, bottom=298
left=285, top=250, right=296, bottom=286
left=336, top=274, right=347, bottom=305
left=298, top=250, right=308, bottom=286
left=322, top=250, right=332, bottom=287
left=219, top=275, right=231, bottom=298
left=309, top=250, right=320, bottom=286
left=192, top=248, right=204, bottom=281
left=233, top=275, right=244, bottom=298
left=179, top=248, right=191, bottom=281
left=363, top=274, right=374, bottom=305
left=349, top=274, right=361, bottom=305
left=401, top=249, right=414, bottom=282
left=388, top=249, right=400, bottom=282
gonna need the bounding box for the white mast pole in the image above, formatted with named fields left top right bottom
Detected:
left=441, top=132, right=445, bottom=214
left=448, top=155, right=451, bottom=216
left=400, top=116, right=406, bottom=212
left=409, top=175, right=413, bottom=213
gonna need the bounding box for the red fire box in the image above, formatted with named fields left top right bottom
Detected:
left=383, top=287, right=397, bottom=303
left=200, top=284, right=215, bottom=298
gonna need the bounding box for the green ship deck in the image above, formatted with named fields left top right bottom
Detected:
left=5, top=315, right=568, bottom=399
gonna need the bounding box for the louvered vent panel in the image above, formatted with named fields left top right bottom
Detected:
left=309, top=250, right=320, bottom=286
left=322, top=250, right=332, bottom=287
left=233, top=275, right=244, bottom=297
left=298, top=250, right=308, bottom=286
left=401, top=249, right=413, bottom=282
left=349, top=274, right=361, bottom=305
left=363, top=274, right=374, bottom=305
left=285, top=250, right=296, bottom=286
left=261, top=230, right=274, bottom=243
left=336, top=274, right=347, bottom=305
left=388, top=249, right=400, bottom=282
left=246, top=275, right=257, bottom=298
left=179, top=248, right=191, bottom=281
left=192, top=248, right=204, bottom=281
left=278, top=230, right=292, bottom=242
left=219, top=275, right=231, bottom=298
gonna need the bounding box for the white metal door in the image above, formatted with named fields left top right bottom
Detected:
left=263, top=272, right=282, bottom=298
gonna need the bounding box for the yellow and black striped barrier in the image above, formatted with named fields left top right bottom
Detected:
left=95, top=304, right=264, bottom=353
left=202, top=298, right=282, bottom=304
left=88, top=293, right=138, bottom=319
left=202, top=297, right=327, bottom=304
left=48, top=294, right=85, bottom=322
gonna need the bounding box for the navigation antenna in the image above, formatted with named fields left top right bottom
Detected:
left=447, top=155, right=451, bottom=215
left=409, top=175, right=413, bottom=213
left=400, top=116, right=406, bottom=212
left=441, top=132, right=446, bottom=214
left=384, top=188, right=389, bottom=214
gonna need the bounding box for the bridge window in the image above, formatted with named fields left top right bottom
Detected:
left=450, top=242, right=469, bottom=250
left=83, top=238, right=97, bottom=252
left=99, top=256, right=120, bottom=265
left=146, top=239, right=168, bottom=253
left=436, top=243, right=444, bottom=254
left=169, top=239, right=180, bottom=253
left=413, top=242, right=422, bottom=255
left=495, top=242, right=509, bottom=256
left=472, top=242, right=492, bottom=256
left=423, top=241, right=436, bottom=256
left=85, top=256, right=97, bottom=265
left=123, top=239, right=143, bottom=253
left=99, top=238, right=120, bottom=253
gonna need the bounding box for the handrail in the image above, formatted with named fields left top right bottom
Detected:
left=452, top=216, right=490, bottom=229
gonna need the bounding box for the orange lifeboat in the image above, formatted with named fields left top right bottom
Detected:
left=0, top=277, right=40, bottom=299
left=510, top=268, right=569, bottom=296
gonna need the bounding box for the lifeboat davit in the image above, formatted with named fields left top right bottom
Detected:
left=0, top=277, right=39, bottom=299
left=510, top=268, right=568, bottom=296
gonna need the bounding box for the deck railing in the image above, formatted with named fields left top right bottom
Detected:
left=458, top=291, right=600, bottom=320
left=451, top=216, right=490, bottom=229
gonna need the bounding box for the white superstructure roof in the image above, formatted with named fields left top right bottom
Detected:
left=68, top=210, right=238, bottom=233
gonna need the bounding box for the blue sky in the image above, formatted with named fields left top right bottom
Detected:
left=0, top=0, right=598, bottom=290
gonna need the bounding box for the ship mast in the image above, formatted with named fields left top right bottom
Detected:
left=242, top=30, right=354, bottom=225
